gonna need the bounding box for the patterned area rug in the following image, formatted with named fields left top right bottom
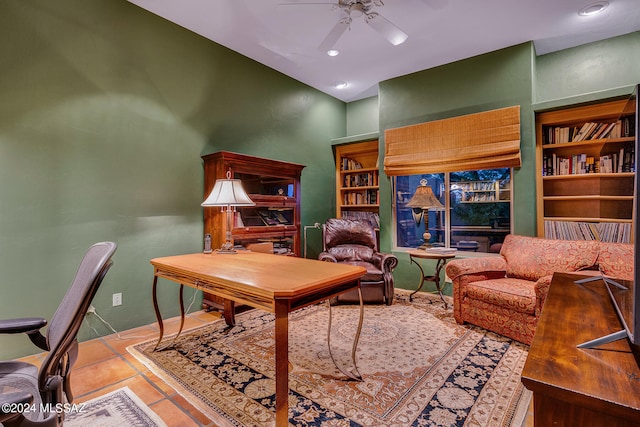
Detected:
left=65, top=386, right=166, bottom=427
left=128, top=291, right=531, bottom=427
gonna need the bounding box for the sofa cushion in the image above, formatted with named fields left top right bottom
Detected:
left=464, top=277, right=537, bottom=315
left=597, top=242, right=634, bottom=281
left=500, top=234, right=599, bottom=281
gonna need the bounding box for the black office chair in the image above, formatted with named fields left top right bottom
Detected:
left=0, top=241, right=117, bottom=427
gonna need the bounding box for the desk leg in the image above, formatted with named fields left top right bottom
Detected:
left=274, top=299, right=289, bottom=427
left=223, top=299, right=236, bottom=326
left=176, top=284, right=185, bottom=338
left=152, top=275, right=164, bottom=351
left=409, top=256, right=426, bottom=302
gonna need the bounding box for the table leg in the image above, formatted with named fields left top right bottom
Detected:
left=176, top=284, right=185, bottom=337
left=274, top=299, right=289, bottom=427
left=433, top=258, right=448, bottom=309
left=409, top=256, right=426, bottom=302
left=152, top=275, right=164, bottom=351
left=223, top=299, right=236, bottom=326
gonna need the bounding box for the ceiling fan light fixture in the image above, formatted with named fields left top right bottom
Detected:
left=349, top=3, right=365, bottom=18
left=578, top=1, right=609, bottom=16
left=327, top=49, right=340, bottom=56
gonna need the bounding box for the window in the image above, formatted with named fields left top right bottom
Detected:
left=394, top=168, right=512, bottom=253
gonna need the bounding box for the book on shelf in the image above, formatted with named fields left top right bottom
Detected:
left=341, top=157, right=362, bottom=171
left=542, top=143, right=635, bottom=176
left=343, top=171, right=378, bottom=187
left=544, top=220, right=631, bottom=243
left=542, top=117, right=635, bottom=145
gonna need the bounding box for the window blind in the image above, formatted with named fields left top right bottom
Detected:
left=383, top=106, right=521, bottom=176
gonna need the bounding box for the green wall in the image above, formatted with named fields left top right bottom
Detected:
left=346, top=96, right=379, bottom=135
left=535, top=32, right=640, bottom=109
left=0, top=0, right=345, bottom=359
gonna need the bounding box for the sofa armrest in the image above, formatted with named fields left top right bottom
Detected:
left=534, top=275, right=554, bottom=317
left=445, top=257, right=507, bottom=281
left=446, top=257, right=507, bottom=323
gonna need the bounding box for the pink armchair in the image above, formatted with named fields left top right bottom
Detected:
left=445, top=234, right=603, bottom=345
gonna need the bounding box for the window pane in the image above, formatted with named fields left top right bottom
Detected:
left=450, top=169, right=511, bottom=253
left=394, top=169, right=511, bottom=252
left=394, top=174, right=446, bottom=248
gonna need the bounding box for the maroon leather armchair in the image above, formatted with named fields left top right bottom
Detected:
left=318, top=218, right=398, bottom=305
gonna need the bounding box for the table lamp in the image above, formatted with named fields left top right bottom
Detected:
left=201, top=170, right=255, bottom=254
left=406, top=179, right=444, bottom=247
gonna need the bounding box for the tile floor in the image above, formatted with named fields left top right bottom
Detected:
left=18, top=308, right=534, bottom=427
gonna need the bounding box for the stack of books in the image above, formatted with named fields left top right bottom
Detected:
left=423, top=247, right=457, bottom=255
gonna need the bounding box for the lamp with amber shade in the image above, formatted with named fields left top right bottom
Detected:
left=201, top=171, right=255, bottom=254
left=406, top=179, right=444, bottom=248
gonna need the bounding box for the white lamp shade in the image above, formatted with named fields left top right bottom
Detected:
left=201, top=178, right=255, bottom=207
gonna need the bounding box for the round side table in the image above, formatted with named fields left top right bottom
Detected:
left=407, top=249, right=456, bottom=309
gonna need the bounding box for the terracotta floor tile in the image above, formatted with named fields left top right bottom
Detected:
left=142, top=370, right=178, bottom=396
left=150, top=399, right=202, bottom=427
left=71, top=356, right=137, bottom=397
left=76, top=375, right=165, bottom=406
left=74, top=339, right=116, bottom=368
left=171, top=393, right=213, bottom=426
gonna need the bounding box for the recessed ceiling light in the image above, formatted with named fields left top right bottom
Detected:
left=578, top=1, right=609, bottom=16
left=327, top=49, right=340, bottom=57
left=334, top=81, right=348, bottom=89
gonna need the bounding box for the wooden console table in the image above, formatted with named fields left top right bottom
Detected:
left=150, top=252, right=366, bottom=427
left=521, top=272, right=640, bottom=426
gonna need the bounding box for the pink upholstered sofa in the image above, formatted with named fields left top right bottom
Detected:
left=445, top=234, right=633, bottom=345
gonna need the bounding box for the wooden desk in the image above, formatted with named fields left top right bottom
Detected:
left=150, top=252, right=366, bottom=427
left=521, top=272, right=640, bottom=426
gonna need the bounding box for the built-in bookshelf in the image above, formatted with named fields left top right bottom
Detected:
left=535, top=98, right=636, bottom=242
left=334, top=140, right=380, bottom=218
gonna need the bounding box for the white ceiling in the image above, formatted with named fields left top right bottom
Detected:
left=127, top=0, right=640, bottom=102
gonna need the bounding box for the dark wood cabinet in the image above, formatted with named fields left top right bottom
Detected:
left=201, top=151, right=305, bottom=311
left=521, top=273, right=640, bottom=426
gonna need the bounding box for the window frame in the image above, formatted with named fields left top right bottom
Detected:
left=392, top=168, right=514, bottom=253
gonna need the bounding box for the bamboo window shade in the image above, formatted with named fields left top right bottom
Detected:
left=383, top=106, right=521, bottom=176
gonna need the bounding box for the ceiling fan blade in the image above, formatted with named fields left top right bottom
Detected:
left=319, top=18, right=350, bottom=51
left=365, top=12, right=408, bottom=45
left=278, top=2, right=336, bottom=5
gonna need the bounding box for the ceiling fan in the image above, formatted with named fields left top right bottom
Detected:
left=282, top=0, right=408, bottom=51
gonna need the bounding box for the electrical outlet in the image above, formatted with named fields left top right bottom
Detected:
left=112, top=293, right=122, bottom=307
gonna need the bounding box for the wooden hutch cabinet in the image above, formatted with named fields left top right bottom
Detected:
left=201, top=151, right=305, bottom=310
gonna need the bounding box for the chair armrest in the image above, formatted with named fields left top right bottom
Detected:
left=371, top=252, right=399, bottom=273
left=0, top=317, right=47, bottom=334
left=318, top=252, right=337, bottom=263
left=0, top=317, right=48, bottom=351
left=445, top=257, right=507, bottom=281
